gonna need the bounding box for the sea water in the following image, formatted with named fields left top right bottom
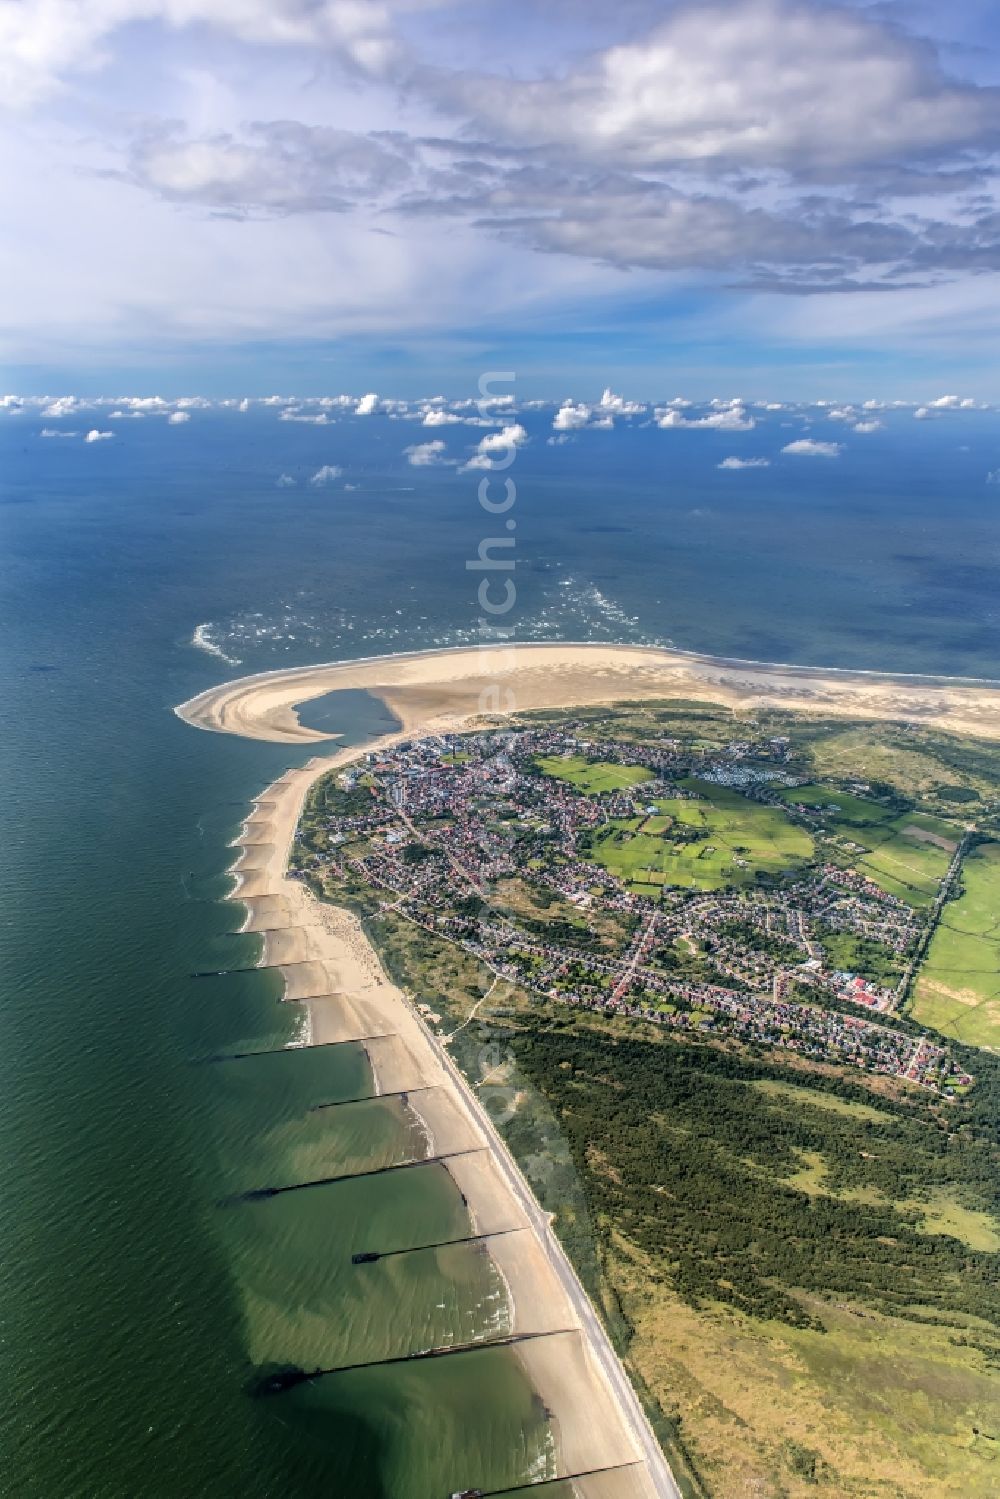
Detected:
left=3, top=403, right=1000, bottom=1496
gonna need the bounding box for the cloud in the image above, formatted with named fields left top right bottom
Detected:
left=420, top=407, right=462, bottom=426
left=280, top=409, right=331, bottom=423
left=355, top=392, right=379, bottom=415
left=656, top=402, right=755, bottom=431
left=167, top=410, right=190, bottom=424
left=553, top=401, right=592, bottom=431
left=781, top=438, right=842, bottom=457
left=276, top=473, right=296, bottom=487
left=404, top=439, right=450, bottom=466
left=461, top=422, right=529, bottom=469
left=309, top=464, right=343, bottom=484
left=0, top=0, right=406, bottom=109
left=123, top=122, right=413, bottom=216
left=718, top=455, right=770, bottom=469
left=599, top=388, right=644, bottom=416
left=40, top=427, right=79, bottom=438
left=452, top=1, right=1000, bottom=178
left=852, top=419, right=883, bottom=433
left=5, top=0, right=1000, bottom=369
left=928, top=394, right=976, bottom=409
left=42, top=397, right=82, bottom=418
left=84, top=429, right=113, bottom=442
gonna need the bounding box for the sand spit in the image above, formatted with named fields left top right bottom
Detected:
left=176, top=640, right=1000, bottom=745
left=211, top=736, right=679, bottom=1497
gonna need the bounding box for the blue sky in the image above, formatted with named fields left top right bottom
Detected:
left=3, top=0, right=1000, bottom=399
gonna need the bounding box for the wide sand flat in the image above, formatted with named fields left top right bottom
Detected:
left=177, top=641, right=1000, bottom=745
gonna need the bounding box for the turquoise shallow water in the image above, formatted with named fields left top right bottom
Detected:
left=3, top=406, right=1000, bottom=1496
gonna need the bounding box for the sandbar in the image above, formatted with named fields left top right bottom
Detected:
left=176, top=640, right=1000, bottom=745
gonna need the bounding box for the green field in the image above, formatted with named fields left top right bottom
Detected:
left=854, top=815, right=954, bottom=906
left=589, top=777, right=814, bottom=891
left=911, top=840, right=1000, bottom=1047
left=534, top=754, right=654, bottom=795
left=775, top=783, right=894, bottom=826
left=775, top=784, right=957, bottom=905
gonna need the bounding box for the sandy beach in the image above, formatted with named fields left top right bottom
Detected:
left=177, top=640, right=1000, bottom=745
left=222, top=738, right=675, bottom=1498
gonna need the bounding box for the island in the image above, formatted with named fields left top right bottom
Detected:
left=177, top=643, right=1000, bottom=1499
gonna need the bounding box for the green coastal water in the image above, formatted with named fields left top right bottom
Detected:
left=4, top=407, right=1000, bottom=1494
left=0, top=489, right=553, bottom=1490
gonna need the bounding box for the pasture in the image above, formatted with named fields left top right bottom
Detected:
left=589, top=777, right=813, bottom=891
left=911, top=840, right=1000, bottom=1047
left=534, top=754, right=654, bottom=795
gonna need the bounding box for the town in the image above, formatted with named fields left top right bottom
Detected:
left=293, top=719, right=975, bottom=1096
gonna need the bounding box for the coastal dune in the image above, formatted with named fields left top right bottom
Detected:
left=176, top=640, right=1000, bottom=745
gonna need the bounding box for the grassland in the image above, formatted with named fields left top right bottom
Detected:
left=617, top=1250, right=1000, bottom=1499
left=911, top=840, right=1000, bottom=1047
left=774, top=781, right=959, bottom=906
left=854, top=816, right=954, bottom=906
left=533, top=754, right=654, bottom=795
left=775, top=783, right=894, bottom=825
left=588, top=777, right=813, bottom=892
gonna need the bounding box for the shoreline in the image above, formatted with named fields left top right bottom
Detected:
left=176, top=640, right=1000, bottom=746
left=222, top=745, right=678, bottom=1498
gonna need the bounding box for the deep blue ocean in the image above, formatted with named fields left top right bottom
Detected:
left=2, top=401, right=999, bottom=1497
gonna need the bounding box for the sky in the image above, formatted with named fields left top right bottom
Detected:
left=3, top=0, right=1000, bottom=399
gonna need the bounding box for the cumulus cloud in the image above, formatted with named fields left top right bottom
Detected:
left=84, top=429, right=114, bottom=442
left=280, top=409, right=331, bottom=424
left=276, top=473, right=296, bottom=487
left=852, top=419, right=883, bottom=433
left=553, top=401, right=592, bottom=431
left=599, top=388, right=644, bottom=416
left=656, top=402, right=755, bottom=431
left=167, top=410, right=190, bottom=424
left=309, top=464, right=343, bottom=484
left=40, top=427, right=78, bottom=438
left=781, top=438, right=842, bottom=457
left=404, top=439, right=449, bottom=466
left=718, top=456, right=770, bottom=469
left=462, top=422, right=528, bottom=469
left=420, top=407, right=462, bottom=426
left=355, top=392, right=379, bottom=415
